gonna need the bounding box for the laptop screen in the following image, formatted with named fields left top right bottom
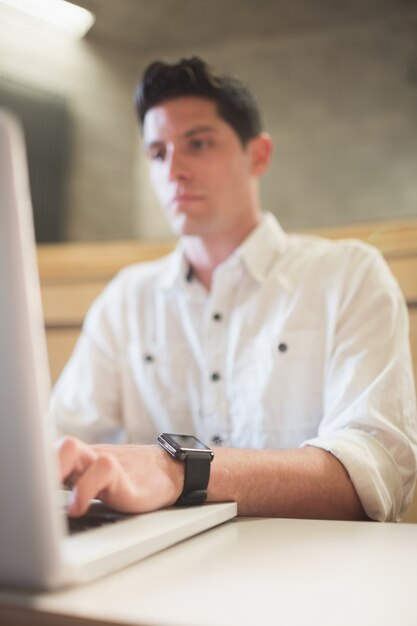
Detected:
left=0, top=110, right=64, bottom=586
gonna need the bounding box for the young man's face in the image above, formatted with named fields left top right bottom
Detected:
left=143, top=97, right=268, bottom=242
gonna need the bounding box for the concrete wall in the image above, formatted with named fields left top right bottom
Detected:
left=0, top=10, right=141, bottom=240
left=1, top=7, right=416, bottom=241
left=137, top=11, right=417, bottom=237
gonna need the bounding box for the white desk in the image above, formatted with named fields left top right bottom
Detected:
left=1, top=517, right=416, bottom=626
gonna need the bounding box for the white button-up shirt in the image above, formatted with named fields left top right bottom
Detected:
left=51, top=213, right=417, bottom=521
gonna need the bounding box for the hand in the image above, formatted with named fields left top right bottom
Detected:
left=56, top=437, right=184, bottom=517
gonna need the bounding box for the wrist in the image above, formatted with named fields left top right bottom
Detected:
left=157, top=433, right=213, bottom=506
left=156, top=446, right=185, bottom=505
left=206, top=447, right=238, bottom=504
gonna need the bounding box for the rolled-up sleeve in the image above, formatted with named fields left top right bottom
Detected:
left=303, top=246, right=417, bottom=521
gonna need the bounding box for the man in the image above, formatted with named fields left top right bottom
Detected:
left=53, top=57, right=417, bottom=522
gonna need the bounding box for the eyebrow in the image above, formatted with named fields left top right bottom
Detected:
left=183, top=125, right=217, bottom=138
left=144, top=126, right=216, bottom=150
left=145, top=126, right=217, bottom=151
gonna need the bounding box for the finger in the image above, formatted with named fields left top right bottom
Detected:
left=56, top=436, right=97, bottom=482
left=67, top=453, right=123, bottom=517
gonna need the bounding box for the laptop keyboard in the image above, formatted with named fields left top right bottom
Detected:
left=66, top=503, right=132, bottom=535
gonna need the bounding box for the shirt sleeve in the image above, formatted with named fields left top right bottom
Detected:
left=49, top=280, right=126, bottom=444
left=303, top=244, right=417, bottom=522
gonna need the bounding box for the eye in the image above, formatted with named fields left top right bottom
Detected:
left=147, top=146, right=166, bottom=161
left=190, top=138, right=209, bottom=151
left=151, top=150, right=165, bottom=161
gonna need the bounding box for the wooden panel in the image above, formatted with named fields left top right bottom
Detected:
left=41, top=282, right=107, bottom=325
left=45, top=330, right=80, bottom=384
left=36, top=216, right=417, bottom=282
left=387, top=257, right=417, bottom=302
left=306, top=218, right=417, bottom=256
left=403, top=489, right=417, bottom=524
left=37, top=240, right=175, bottom=282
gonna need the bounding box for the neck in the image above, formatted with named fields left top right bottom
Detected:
left=183, top=216, right=260, bottom=290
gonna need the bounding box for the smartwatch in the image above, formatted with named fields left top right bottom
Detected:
left=157, top=433, right=214, bottom=506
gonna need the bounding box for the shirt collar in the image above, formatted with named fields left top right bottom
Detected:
left=237, top=212, right=287, bottom=283
left=156, top=212, right=287, bottom=290
left=156, top=243, right=192, bottom=291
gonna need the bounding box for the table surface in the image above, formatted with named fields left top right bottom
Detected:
left=1, top=517, right=417, bottom=626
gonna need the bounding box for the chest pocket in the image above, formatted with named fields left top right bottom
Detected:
left=229, top=330, right=324, bottom=448
left=127, top=342, right=195, bottom=432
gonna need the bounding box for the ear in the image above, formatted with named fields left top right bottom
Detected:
left=248, top=133, right=273, bottom=176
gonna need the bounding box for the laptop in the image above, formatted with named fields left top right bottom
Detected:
left=0, top=110, right=237, bottom=591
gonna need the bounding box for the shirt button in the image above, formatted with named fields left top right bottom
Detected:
left=212, top=312, right=222, bottom=322
left=211, top=372, right=221, bottom=382
left=144, top=354, right=154, bottom=362
left=212, top=435, right=223, bottom=446
left=278, top=343, right=288, bottom=353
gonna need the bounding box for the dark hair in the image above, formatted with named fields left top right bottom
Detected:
left=135, top=57, right=263, bottom=145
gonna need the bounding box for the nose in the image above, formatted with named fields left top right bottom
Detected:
left=167, top=148, right=191, bottom=182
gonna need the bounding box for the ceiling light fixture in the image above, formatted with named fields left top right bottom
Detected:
left=0, top=0, right=95, bottom=39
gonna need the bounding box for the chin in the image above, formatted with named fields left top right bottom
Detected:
left=175, top=224, right=202, bottom=237
left=168, top=214, right=205, bottom=237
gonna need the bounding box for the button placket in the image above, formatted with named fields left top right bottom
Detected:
left=200, top=276, right=231, bottom=437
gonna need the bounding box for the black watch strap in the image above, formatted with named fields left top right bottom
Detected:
left=176, top=451, right=212, bottom=506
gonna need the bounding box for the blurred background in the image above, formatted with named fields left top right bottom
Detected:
left=0, top=0, right=416, bottom=242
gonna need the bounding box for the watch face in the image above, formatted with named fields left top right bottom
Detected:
left=157, top=433, right=213, bottom=462
left=167, top=434, right=211, bottom=451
